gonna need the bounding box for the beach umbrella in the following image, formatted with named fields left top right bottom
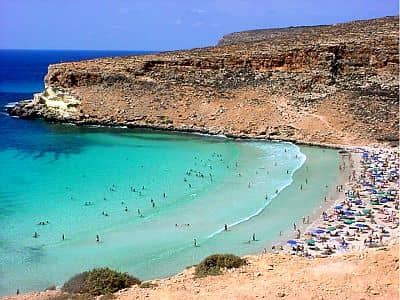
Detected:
left=362, top=208, right=372, bottom=214
left=354, top=200, right=362, bottom=205
left=370, top=201, right=379, bottom=205
left=306, top=239, right=316, bottom=246
left=287, top=240, right=298, bottom=246
left=327, top=226, right=336, bottom=232
left=380, top=198, right=388, bottom=203
left=355, top=223, right=367, bottom=228
left=344, top=219, right=355, bottom=225
left=344, top=211, right=354, bottom=216
left=335, top=205, right=343, bottom=210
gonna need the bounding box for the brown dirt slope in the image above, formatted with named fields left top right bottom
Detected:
left=116, top=245, right=399, bottom=300
left=9, top=16, right=399, bottom=146
left=4, top=245, right=398, bottom=300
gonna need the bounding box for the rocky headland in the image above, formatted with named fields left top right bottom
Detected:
left=8, top=16, right=399, bottom=147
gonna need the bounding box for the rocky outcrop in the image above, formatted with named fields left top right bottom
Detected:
left=8, top=16, right=399, bottom=146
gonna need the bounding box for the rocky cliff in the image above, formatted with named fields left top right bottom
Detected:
left=8, top=16, right=399, bottom=146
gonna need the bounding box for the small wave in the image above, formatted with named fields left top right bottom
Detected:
left=206, top=142, right=306, bottom=239
left=4, top=102, right=18, bottom=108
left=189, top=131, right=228, bottom=139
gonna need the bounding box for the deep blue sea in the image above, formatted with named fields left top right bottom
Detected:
left=0, top=50, right=340, bottom=296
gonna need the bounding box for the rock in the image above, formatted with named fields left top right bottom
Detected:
left=7, top=16, right=399, bottom=146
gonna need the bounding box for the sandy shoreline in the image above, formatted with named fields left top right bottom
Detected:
left=266, top=148, right=356, bottom=253
left=280, top=146, right=399, bottom=259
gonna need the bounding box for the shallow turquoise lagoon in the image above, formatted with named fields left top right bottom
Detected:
left=0, top=128, right=339, bottom=295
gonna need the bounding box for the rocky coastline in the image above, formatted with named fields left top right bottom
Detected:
left=7, top=16, right=399, bottom=148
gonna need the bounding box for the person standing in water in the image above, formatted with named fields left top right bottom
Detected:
left=193, top=238, right=198, bottom=247
left=224, top=224, right=228, bottom=231
left=252, top=233, right=256, bottom=241
left=62, top=234, right=65, bottom=241
left=96, top=235, right=100, bottom=243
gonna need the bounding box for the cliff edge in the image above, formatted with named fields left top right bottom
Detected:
left=8, top=16, right=399, bottom=146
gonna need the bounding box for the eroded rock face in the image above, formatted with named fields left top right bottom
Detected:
left=8, top=87, right=80, bottom=122
left=8, top=16, right=399, bottom=146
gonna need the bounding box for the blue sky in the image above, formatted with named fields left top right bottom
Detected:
left=0, top=0, right=398, bottom=51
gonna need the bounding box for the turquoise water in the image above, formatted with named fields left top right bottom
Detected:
left=0, top=50, right=341, bottom=295
left=0, top=127, right=339, bottom=295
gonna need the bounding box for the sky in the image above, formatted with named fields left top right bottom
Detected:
left=0, top=0, right=398, bottom=51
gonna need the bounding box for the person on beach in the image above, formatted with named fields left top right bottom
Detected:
left=293, top=223, right=297, bottom=230
left=307, top=216, right=310, bottom=224
left=302, top=216, right=306, bottom=224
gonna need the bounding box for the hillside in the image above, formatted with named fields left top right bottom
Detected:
left=4, top=245, right=399, bottom=300
left=8, top=16, right=399, bottom=146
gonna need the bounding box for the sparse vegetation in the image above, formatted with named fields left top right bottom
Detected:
left=195, top=254, right=246, bottom=277
left=62, top=267, right=141, bottom=296
left=140, top=282, right=158, bottom=289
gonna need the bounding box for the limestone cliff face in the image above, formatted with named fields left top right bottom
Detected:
left=8, top=16, right=399, bottom=146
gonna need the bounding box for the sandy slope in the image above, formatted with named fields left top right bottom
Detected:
left=4, top=244, right=398, bottom=300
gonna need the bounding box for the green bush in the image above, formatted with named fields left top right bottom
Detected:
left=62, top=267, right=141, bottom=296
left=195, top=254, right=246, bottom=277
